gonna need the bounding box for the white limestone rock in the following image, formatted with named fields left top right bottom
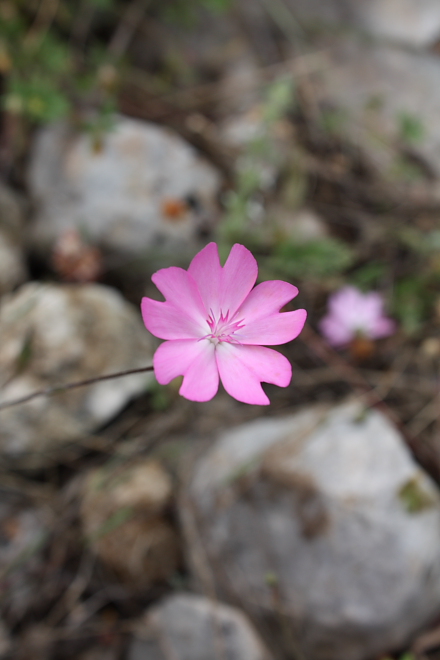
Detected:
left=128, top=593, right=273, bottom=660
left=183, top=401, right=440, bottom=660
left=305, top=37, right=440, bottom=200
left=0, top=282, right=153, bottom=466
left=354, top=0, right=440, bottom=47
left=28, top=116, right=221, bottom=265
left=282, top=0, right=440, bottom=47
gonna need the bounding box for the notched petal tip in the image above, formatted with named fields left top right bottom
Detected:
left=294, top=308, right=308, bottom=335
left=215, top=343, right=290, bottom=406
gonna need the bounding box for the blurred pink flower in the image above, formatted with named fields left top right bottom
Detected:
left=141, top=242, right=307, bottom=405
left=319, top=286, right=396, bottom=347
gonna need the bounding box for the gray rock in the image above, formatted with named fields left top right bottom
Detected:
left=28, top=117, right=221, bottom=266
left=0, top=183, right=27, bottom=296
left=306, top=37, right=440, bottom=199
left=0, top=494, right=50, bottom=620
left=81, top=459, right=179, bottom=589
left=183, top=401, right=440, bottom=660
left=0, top=283, right=153, bottom=466
left=282, top=0, right=440, bottom=47
left=266, top=0, right=354, bottom=31
left=128, top=593, right=273, bottom=660
left=355, top=0, right=440, bottom=47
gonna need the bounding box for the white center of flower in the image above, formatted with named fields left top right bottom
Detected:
left=203, top=309, right=245, bottom=345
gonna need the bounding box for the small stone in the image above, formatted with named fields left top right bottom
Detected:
left=128, top=593, right=273, bottom=660
left=183, top=400, right=440, bottom=660
left=0, top=283, right=153, bottom=466
left=275, top=207, right=329, bottom=242
left=51, top=228, right=103, bottom=283
left=81, top=459, right=179, bottom=589
left=28, top=117, right=222, bottom=267
left=421, top=337, right=440, bottom=358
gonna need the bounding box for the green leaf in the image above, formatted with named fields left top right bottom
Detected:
left=399, top=227, right=440, bottom=254
left=399, top=477, right=436, bottom=513
left=15, top=331, right=34, bottom=373
left=268, top=238, right=354, bottom=280
left=351, top=262, right=386, bottom=290
left=86, top=507, right=134, bottom=542
left=392, top=277, right=431, bottom=335
left=397, top=111, right=425, bottom=144
left=262, top=76, right=295, bottom=124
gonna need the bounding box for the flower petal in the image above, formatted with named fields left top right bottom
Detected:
left=220, top=244, right=258, bottom=317
left=216, top=343, right=292, bottom=405
left=371, top=317, right=396, bottom=339
left=141, top=298, right=203, bottom=340
left=154, top=339, right=202, bottom=383
left=153, top=339, right=219, bottom=401
left=154, top=338, right=219, bottom=402
left=319, top=315, right=354, bottom=346
left=152, top=267, right=207, bottom=326
left=328, top=286, right=361, bottom=317
left=179, top=341, right=219, bottom=402
left=235, top=309, right=307, bottom=345
left=236, top=280, right=299, bottom=324
left=188, top=242, right=222, bottom=317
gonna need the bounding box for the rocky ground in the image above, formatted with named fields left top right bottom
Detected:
left=1, top=0, right=440, bottom=659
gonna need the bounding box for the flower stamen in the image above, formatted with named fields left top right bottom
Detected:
left=201, top=308, right=245, bottom=345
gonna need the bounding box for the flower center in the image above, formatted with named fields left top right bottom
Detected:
left=202, top=309, right=245, bottom=345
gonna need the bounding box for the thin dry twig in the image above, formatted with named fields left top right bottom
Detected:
left=108, top=0, right=150, bottom=58
left=25, top=0, right=60, bottom=44
left=0, top=365, right=154, bottom=412
left=123, top=49, right=328, bottom=113
left=407, top=392, right=440, bottom=436
left=300, top=324, right=417, bottom=443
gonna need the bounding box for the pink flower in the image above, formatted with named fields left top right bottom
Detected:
left=319, top=286, right=396, bottom=347
left=141, top=242, right=307, bottom=405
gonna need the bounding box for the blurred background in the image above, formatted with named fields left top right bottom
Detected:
left=1, top=0, right=440, bottom=659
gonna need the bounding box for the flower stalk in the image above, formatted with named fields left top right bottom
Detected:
left=0, top=365, right=154, bottom=412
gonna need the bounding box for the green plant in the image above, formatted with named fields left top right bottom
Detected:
left=351, top=262, right=387, bottom=290
left=0, top=0, right=120, bottom=125
left=161, top=0, right=232, bottom=25
left=398, top=227, right=440, bottom=254
left=397, top=111, right=424, bottom=144
left=219, top=75, right=296, bottom=246
left=267, top=237, right=354, bottom=280
left=399, top=477, right=435, bottom=514
left=392, top=276, right=432, bottom=335
left=318, top=107, right=348, bottom=136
